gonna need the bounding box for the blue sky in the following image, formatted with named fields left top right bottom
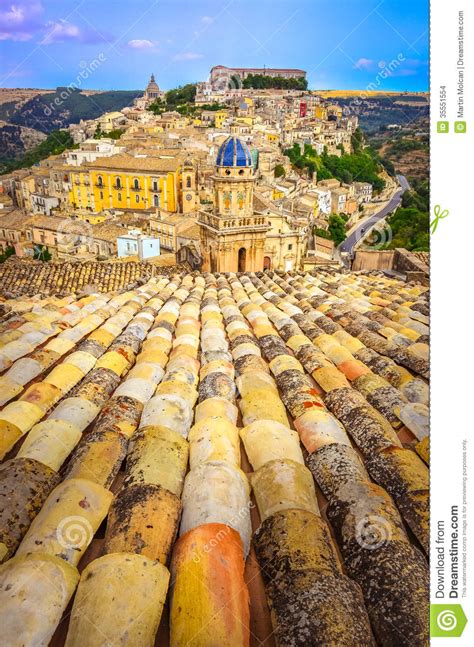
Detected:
left=0, top=0, right=429, bottom=91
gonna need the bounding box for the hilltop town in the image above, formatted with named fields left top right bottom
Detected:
left=0, top=66, right=430, bottom=647
left=0, top=67, right=429, bottom=289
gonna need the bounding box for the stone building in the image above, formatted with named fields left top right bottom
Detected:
left=199, top=135, right=269, bottom=272
left=145, top=74, right=162, bottom=101
left=134, top=74, right=164, bottom=109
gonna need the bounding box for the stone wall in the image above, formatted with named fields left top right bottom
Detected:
left=351, top=250, right=396, bottom=272
left=351, top=248, right=429, bottom=279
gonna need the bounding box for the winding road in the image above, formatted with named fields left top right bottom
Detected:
left=338, top=175, right=410, bottom=256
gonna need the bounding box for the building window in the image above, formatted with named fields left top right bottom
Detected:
left=288, top=243, right=293, bottom=250
left=136, top=194, right=140, bottom=204
left=154, top=195, right=159, bottom=207
left=100, top=191, right=104, bottom=199
left=118, top=193, right=122, bottom=201
left=133, top=178, right=140, bottom=190
left=186, top=176, right=191, bottom=188
left=153, top=179, right=158, bottom=191
left=97, top=175, right=103, bottom=187
left=115, top=177, right=122, bottom=189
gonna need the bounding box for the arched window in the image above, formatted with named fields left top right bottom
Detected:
left=154, top=195, right=159, bottom=207
left=238, top=247, right=246, bottom=272
left=97, top=175, right=103, bottom=187
left=115, top=177, right=121, bottom=189
left=136, top=194, right=140, bottom=204
left=133, top=178, right=140, bottom=190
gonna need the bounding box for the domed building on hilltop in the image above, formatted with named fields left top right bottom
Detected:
left=135, top=74, right=164, bottom=108
left=145, top=74, right=162, bottom=101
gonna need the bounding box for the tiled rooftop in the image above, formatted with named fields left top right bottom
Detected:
left=0, top=261, right=188, bottom=298
left=84, top=154, right=181, bottom=172
left=0, top=269, right=429, bottom=646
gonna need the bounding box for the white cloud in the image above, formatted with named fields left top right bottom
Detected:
left=201, top=16, right=214, bottom=24
left=354, top=57, right=375, bottom=70
left=173, top=51, right=203, bottom=61
left=40, top=19, right=80, bottom=44
left=0, top=0, right=44, bottom=41
left=127, top=39, right=157, bottom=50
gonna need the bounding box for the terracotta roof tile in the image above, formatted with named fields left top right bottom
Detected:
left=0, top=268, right=429, bottom=646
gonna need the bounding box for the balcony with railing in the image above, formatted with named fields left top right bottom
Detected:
left=198, top=212, right=270, bottom=232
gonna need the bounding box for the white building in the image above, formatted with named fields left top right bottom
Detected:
left=117, top=231, right=160, bottom=260
left=30, top=194, right=59, bottom=216
left=65, top=139, right=125, bottom=166
left=312, top=188, right=332, bottom=215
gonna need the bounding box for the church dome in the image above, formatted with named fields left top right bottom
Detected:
left=146, top=74, right=160, bottom=94
left=216, top=136, right=252, bottom=167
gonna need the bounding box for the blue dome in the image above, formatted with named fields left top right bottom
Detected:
left=216, top=136, right=252, bottom=167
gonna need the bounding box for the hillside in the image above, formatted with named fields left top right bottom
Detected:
left=378, top=135, right=429, bottom=183
left=0, top=87, right=141, bottom=168
left=6, top=87, right=141, bottom=133
left=0, top=122, right=47, bottom=166
left=322, top=93, right=429, bottom=134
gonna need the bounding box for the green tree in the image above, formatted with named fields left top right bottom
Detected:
left=242, top=74, right=307, bottom=90
left=274, top=164, right=286, bottom=178
left=0, top=246, right=15, bottom=263
left=313, top=227, right=332, bottom=240
left=93, top=124, right=103, bottom=139
left=148, top=98, right=166, bottom=115
left=165, top=83, right=197, bottom=107
left=384, top=206, right=429, bottom=251
left=351, top=127, right=364, bottom=153
left=284, top=139, right=386, bottom=194
left=33, top=245, right=52, bottom=262
left=380, top=157, right=396, bottom=177
left=328, top=214, right=349, bottom=246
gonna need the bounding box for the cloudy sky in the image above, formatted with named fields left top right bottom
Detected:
left=0, top=0, right=429, bottom=91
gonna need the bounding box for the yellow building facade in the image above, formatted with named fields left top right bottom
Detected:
left=314, top=105, right=328, bottom=120
left=69, top=155, right=182, bottom=213
left=214, top=111, right=228, bottom=129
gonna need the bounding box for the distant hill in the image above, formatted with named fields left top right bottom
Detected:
left=3, top=87, right=141, bottom=133
left=330, top=93, right=429, bottom=134
left=0, top=87, right=141, bottom=167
